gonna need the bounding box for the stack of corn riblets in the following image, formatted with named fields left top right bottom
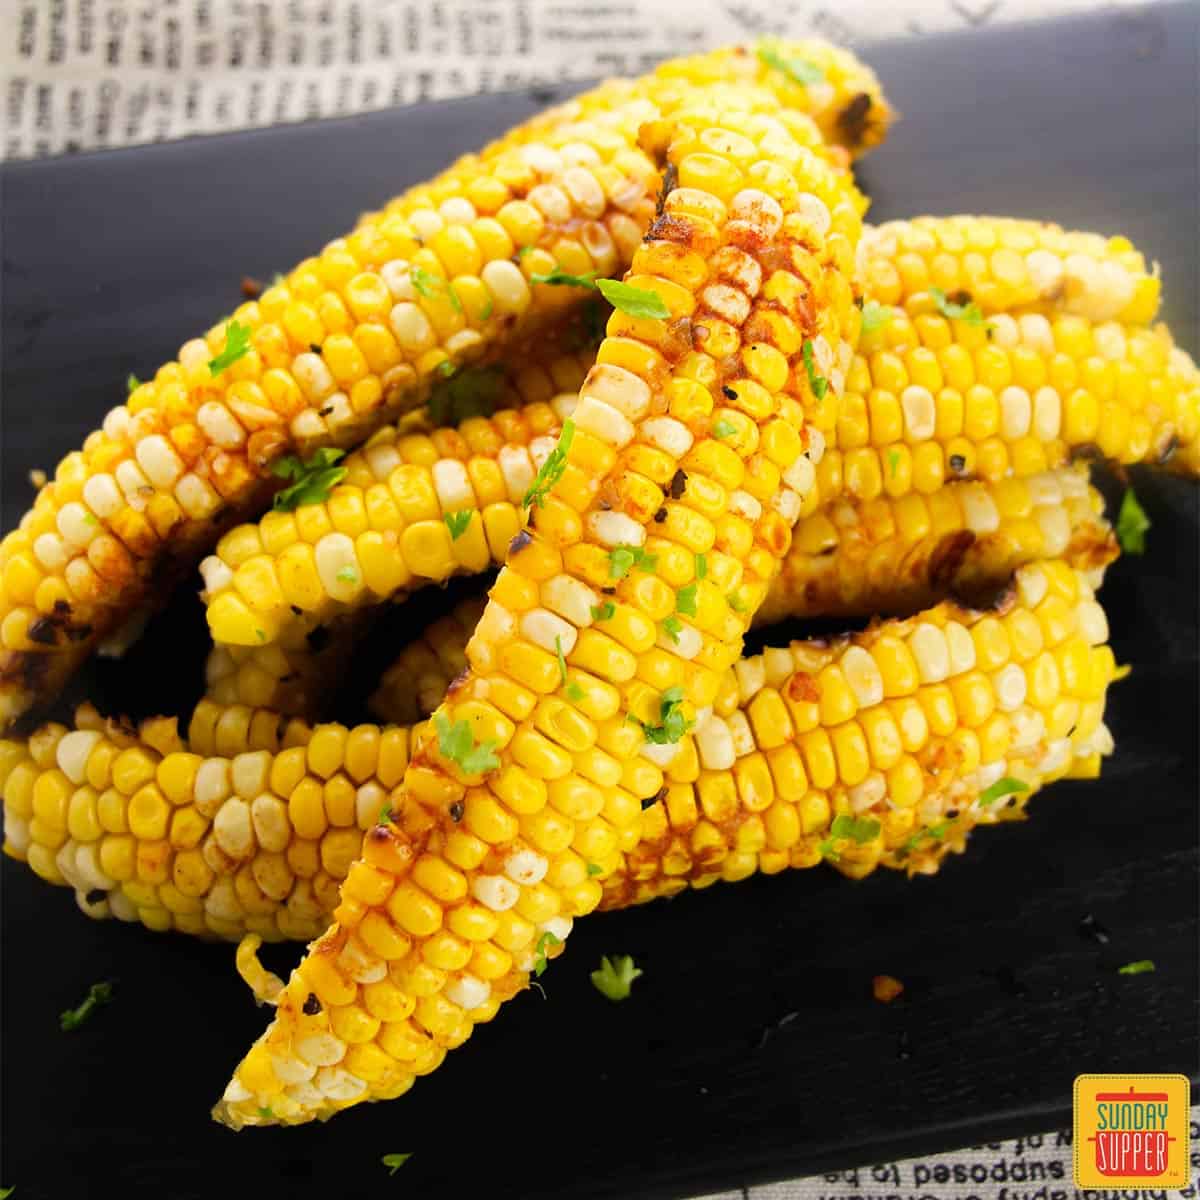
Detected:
left=0, top=37, right=1196, bottom=1129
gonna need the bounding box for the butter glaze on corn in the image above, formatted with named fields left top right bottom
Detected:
left=211, top=89, right=859, bottom=1127
left=0, top=46, right=878, bottom=730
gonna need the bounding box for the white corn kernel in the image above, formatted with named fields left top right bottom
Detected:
left=1016, top=565, right=1048, bottom=608
left=694, top=715, right=735, bottom=771
left=541, top=575, right=600, bottom=628
left=214, top=797, right=255, bottom=859
left=659, top=622, right=701, bottom=659
left=199, top=556, right=235, bottom=596
left=909, top=624, right=950, bottom=682
left=992, top=664, right=1028, bottom=710
left=988, top=314, right=1019, bottom=348
left=727, top=710, right=755, bottom=757
left=795, top=192, right=832, bottom=237
left=314, top=532, right=362, bottom=601
left=771, top=489, right=801, bottom=523
left=197, top=401, right=247, bottom=448
left=472, top=874, right=519, bottom=911
left=445, top=973, right=491, bottom=1011
left=83, top=474, right=123, bottom=519
left=1018, top=313, right=1055, bottom=356
left=579, top=363, right=652, bottom=421
left=640, top=417, right=693, bottom=459
left=497, top=445, right=536, bottom=502
left=900, top=385, right=936, bottom=440
left=56, top=730, right=101, bottom=784
left=194, top=759, right=232, bottom=817
left=639, top=740, right=681, bottom=768
left=296, top=1033, right=347, bottom=1067
left=945, top=622, right=977, bottom=674
left=431, top=459, right=474, bottom=512
left=733, top=655, right=766, bottom=703
left=271, top=1055, right=317, bottom=1086
left=701, top=283, right=750, bottom=326
left=407, top=208, right=444, bottom=240
left=380, top=259, right=415, bottom=301
left=176, top=473, right=221, bottom=519
left=1025, top=249, right=1065, bottom=300
left=572, top=395, right=635, bottom=448
left=729, top=189, right=783, bottom=238
left=480, top=260, right=531, bottom=315
left=849, top=772, right=886, bottom=813
left=1075, top=600, right=1108, bottom=645
left=586, top=509, right=644, bottom=548
left=292, top=352, right=337, bottom=401
left=841, top=646, right=884, bottom=707
left=728, top=490, right=762, bottom=521
left=337, top=937, right=388, bottom=984
left=231, top=750, right=271, bottom=800
left=999, top=386, right=1032, bottom=439
left=519, top=607, right=576, bottom=655
left=960, top=485, right=1000, bottom=534
left=33, top=533, right=69, bottom=571
left=438, top=196, right=476, bottom=225
left=250, top=794, right=291, bottom=853
left=504, top=848, right=548, bottom=885
left=57, top=502, right=100, bottom=547
left=782, top=454, right=815, bottom=495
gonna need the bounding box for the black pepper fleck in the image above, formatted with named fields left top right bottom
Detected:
left=653, top=507, right=667, bottom=523
left=302, top=993, right=322, bottom=1015
left=309, top=343, right=322, bottom=355
left=668, top=469, right=687, bottom=499
left=85, top=888, right=107, bottom=906
left=449, top=801, right=464, bottom=823
left=949, top=454, right=966, bottom=474
left=641, top=786, right=668, bottom=811
left=722, top=385, right=738, bottom=401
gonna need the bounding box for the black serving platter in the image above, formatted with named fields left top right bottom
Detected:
left=1, top=5, right=1197, bottom=1198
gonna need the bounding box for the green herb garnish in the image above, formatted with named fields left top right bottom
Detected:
left=1115, top=488, right=1150, bottom=555
left=591, top=954, right=643, bottom=1002
left=434, top=711, right=500, bottom=777
left=566, top=681, right=586, bottom=703
left=608, top=545, right=657, bottom=580
left=1117, top=960, right=1156, bottom=976
left=887, top=449, right=900, bottom=478
left=523, top=420, right=575, bottom=510
left=756, top=40, right=825, bottom=87
left=335, top=566, right=359, bottom=584
left=675, top=583, right=698, bottom=616
left=126, top=373, right=141, bottom=393
left=555, top=635, right=569, bottom=687
left=530, top=268, right=600, bottom=289
left=208, top=319, right=253, bottom=376
left=802, top=339, right=829, bottom=400
left=930, top=286, right=988, bottom=328
left=900, top=820, right=949, bottom=855
left=378, top=801, right=393, bottom=825
left=271, top=447, right=347, bottom=511
left=726, top=590, right=747, bottom=613
left=662, top=616, right=682, bottom=644
left=381, top=1153, right=413, bottom=1175
left=591, top=601, right=616, bottom=622
left=818, top=814, right=882, bottom=862
left=411, top=265, right=461, bottom=311
left=631, top=685, right=692, bottom=745
left=596, top=278, right=670, bottom=320
left=860, top=300, right=894, bottom=334
left=712, top=418, right=737, bottom=440
left=258, top=1107, right=274, bottom=1120
left=978, top=776, right=1030, bottom=808
left=587, top=862, right=603, bottom=876
left=0, top=1186, right=14, bottom=1198
left=694, top=553, right=707, bottom=580
left=533, top=930, right=562, bottom=977
left=443, top=509, right=473, bottom=540
left=426, top=363, right=507, bottom=427
left=60, top=981, right=113, bottom=1032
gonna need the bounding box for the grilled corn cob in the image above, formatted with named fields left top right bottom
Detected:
left=212, top=91, right=860, bottom=1127
left=859, top=216, right=1161, bottom=324
left=0, top=49, right=877, bottom=731
left=0, top=559, right=1116, bottom=936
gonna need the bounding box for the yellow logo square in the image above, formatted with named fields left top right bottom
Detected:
left=1074, top=1074, right=1191, bottom=1189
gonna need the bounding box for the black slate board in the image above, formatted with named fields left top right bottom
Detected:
left=1, top=6, right=1198, bottom=1199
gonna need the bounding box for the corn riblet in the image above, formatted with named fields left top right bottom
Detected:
left=0, top=558, right=1116, bottom=937
left=859, top=216, right=1161, bottom=324
left=212, top=89, right=859, bottom=1127
left=0, top=45, right=878, bottom=730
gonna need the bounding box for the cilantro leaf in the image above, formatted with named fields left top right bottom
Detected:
left=608, top=545, right=657, bottom=580
left=978, top=776, right=1030, bottom=808
left=532, top=930, right=562, bottom=978
left=0, top=1187, right=14, bottom=1198
left=270, top=447, right=347, bottom=512
left=1117, top=960, right=1155, bottom=976
left=530, top=268, right=599, bottom=289
left=596, top=278, right=670, bottom=320
left=860, top=300, right=894, bottom=334
left=426, top=363, right=507, bottom=427
left=694, top=553, right=707, bottom=580
left=712, top=418, right=737, bottom=440
left=726, top=589, right=747, bottom=613
left=1115, top=488, right=1150, bottom=555
left=930, top=286, right=989, bottom=328
left=565, top=681, right=586, bottom=703
left=555, top=635, right=569, bottom=687
left=802, top=339, right=829, bottom=400
left=523, top=420, right=575, bottom=510
left=756, top=40, right=825, bottom=87
left=126, top=373, right=141, bottom=393
left=258, top=1107, right=274, bottom=1120
left=335, top=566, right=359, bottom=584
left=819, top=814, right=881, bottom=862
left=631, top=685, right=693, bottom=745
left=587, top=862, right=603, bottom=876
left=675, top=583, right=698, bottom=616
left=443, top=509, right=473, bottom=541
left=60, top=981, right=114, bottom=1032
left=900, top=820, right=949, bottom=855
left=590, top=954, right=643, bottom=1002
left=434, top=711, right=500, bottom=777
left=381, top=1153, right=413, bottom=1175
left=662, top=616, right=682, bottom=644
left=590, top=601, right=615, bottom=622
left=411, top=265, right=461, bottom=312
left=378, top=801, right=392, bottom=825
left=887, top=449, right=900, bottom=478
left=208, top=319, right=253, bottom=376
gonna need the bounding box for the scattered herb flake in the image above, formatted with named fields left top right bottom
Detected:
left=675, top=583, right=698, bottom=616
left=126, top=373, right=141, bottom=393
left=694, top=553, right=707, bottom=580
left=978, top=776, right=1030, bottom=808
left=523, top=420, right=575, bottom=510
left=554, top=635, right=569, bottom=687
left=565, top=681, right=586, bottom=703
left=1115, top=488, right=1150, bottom=555
left=207, top=319, right=253, bottom=376
left=930, top=286, right=989, bottom=328
left=258, top=1107, right=274, bottom=1120
left=802, top=339, right=829, bottom=400
left=887, top=449, right=900, bottom=478
left=631, top=685, right=692, bottom=745
left=712, top=418, right=738, bottom=440
left=532, top=930, right=562, bottom=978
left=435, top=359, right=456, bottom=378
left=443, top=509, right=474, bottom=540
left=818, top=814, right=881, bottom=862
left=1117, top=960, right=1155, bottom=976
left=530, top=268, right=599, bottom=289
left=381, top=1153, right=413, bottom=1175
left=860, top=300, right=894, bottom=334
left=756, top=40, right=825, bottom=87
left=662, top=616, right=682, bottom=644
left=587, top=862, right=603, bottom=876
left=434, top=711, right=500, bottom=777
left=335, top=567, right=359, bottom=584
left=60, top=981, right=114, bottom=1032
left=378, top=801, right=392, bottom=825
left=726, top=590, right=747, bottom=613
left=591, top=954, right=643, bottom=1002
left=596, top=278, right=670, bottom=320
left=901, top=820, right=949, bottom=854
left=0, top=1187, right=14, bottom=1198
left=479, top=297, right=494, bottom=320
left=271, top=447, right=347, bottom=512
left=590, top=601, right=616, bottom=622
left=608, top=545, right=657, bottom=580
left=411, top=264, right=448, bottom=303
left=427, top=363, right=507, bottom=427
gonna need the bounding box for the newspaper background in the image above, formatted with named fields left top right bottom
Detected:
left=1, top=1, right=1195, bottom=1197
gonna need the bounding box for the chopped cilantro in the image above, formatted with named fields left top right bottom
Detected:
left=631, top=685, right=692, bottom=745
left=930, top=286, right=989, bottom=328
left=591, top=954, right=643, bottom=1002
left=802, top=339, right=829, bottom=400
left=554, top=635, right=568, bottom=687
left=443, top=509, right=473, bottom=540
left=901, top=820, right=949, bottom=854
left=523, top=420, right=575, bottom=510
left=1115, top=488, right=1150, bottom=555
left=662, top=616, right=682, bottom=644
left=381, top=1153, right=413, bottom=1175
left=565, top=681, right=586, bottom=703
left=60, top=981, right=113, bottom=1032
left=860, top=300, right=894, bottom=334
left=587, top=862, right=603, bottom=876
left=712, top=418, right=737, bottom=440
left=411, top=265, right=461, bottom=311
left=675, top=583, right=698, bottom=616
left=427, top=363, right=507, bottom=427
left=726, top=590, right=747, bottom=613
left=608, top=545, right=657, bottom=580
left=208, top=319, right=253, bottom=376
left=479, top=297, right=494, bottom=320
left=258, top=1107, right=274, bottom=1120
left=434, top=711, right=500, bottom=777
left=378, top=801, right=392, bottom=825
left=126, top=373, right=141, bottom=393
left=978, top=776, right=1030, bottom=808
left=887, top=449, right=900, bottom=478
left=530, top=268, right=600, bottom=289
left=1117, top=960, right=1155, bottom=976
left=0, top=1187, right=14, bottom=1198
left=335, top=566, right=359, bottom=584
left=756, top=40, right=825, bottom=87
left=271, top=447, right=347, bottom=511
left=819, top=814, right=881, bottom=862
left=694, top=553, right=707, bottom=580
left=596, top=278, right=670, bottom=320
left=435, top=359, right=456, bottom=378
left=532, top=930, right=562, bottom=977
left=590, top=601, right=616, bottom=622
